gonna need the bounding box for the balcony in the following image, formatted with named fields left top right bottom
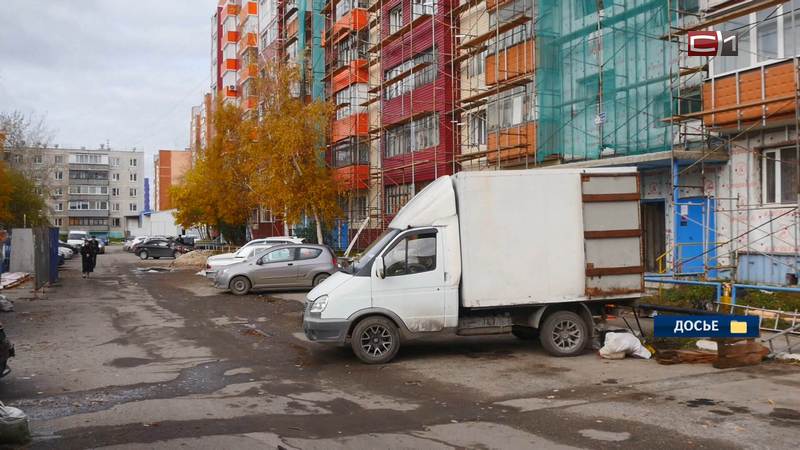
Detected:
left=226, top=30, right=239, bottom=44
left=224, top=58, right=240, bottom=71
left=240, top=31, right=258, bottom=48
left=332, top=60, right=369, bottom=93
left=485, top=122, right=536, bottom=163
left=486, top=39, right=534, bottom=85
left=240, top=63, right=259, bottom=82
left=239, top=0, right=257, bottom=20
left=244, top=95, right=258, bottom=110
left=225, top=85, right=239, bottom=98
left=332, top=113, right=369, bottom=142
left=224, top=3, right=240, bottom=16
left=701, top=60, right=798, bottom=129
left=333, top=165, right=370, bottom=190
left=326, top=8, right=368, bottom=46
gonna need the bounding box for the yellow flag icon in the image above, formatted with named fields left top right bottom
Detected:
left=730, top=320, right=748, bottom=334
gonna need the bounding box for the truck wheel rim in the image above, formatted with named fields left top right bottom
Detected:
left=360, top=325, right=392, bottom=357
left=552, top=320, right=581, bottom=351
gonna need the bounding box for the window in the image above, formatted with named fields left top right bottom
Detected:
left=384, top=48, right=437, bottom=100
left=54, top=155, right=64, bottom=164
left=130, top=173, right=137, bottom=182
left=130, top=188, right=137, bottom=197
left=385, top=183, right=413, bottom=214
left=389, top=6, right=403, bottom=34
left=69, top=185, right=108, bottom=195
left=383, top=231, right=437, bottom=276
left=56, top=203, right=63, bottom=212
left=259, top=207, right=273, bottom=223
left=54, top=218, right=63, bottom=227
left=69, top=217, right=109, bottom=226
left=297, top=248, right=323, bottom=260
left=468, top=110, right=487, bottom=145
left=129, top=203, right=138, bottom=212
left=113, top=203, right=120, bottom=211
left=130, top=158, right=137, bottom=166
left=35, top=186, right=43, bottom=195
left=70, top=170, right=109, bottom=180
left=333, top=139, right=369, bottom=167
left=487, top=85, right=531, bottom=130
left=463, top=50, right=486, bottom=78
left=757, top=8, right=779, bottom=61
left=111, top=218, right=121, bottom=227
left=412, top=0, right=435, bottom=18
left=69, top=153, right=107, bottom=164
left=384, top=114, right=439, bottom=157
left=335, top=83, right=368, bottom=120
left=54, top=171, right=63, bottom=180
left=714, top=14, right=753, bottom=74
left=763, top=148, right=798, bottom=204
left=785, top=0, right=800, bottom=58
left=110, top=157, right=120, bottom=167
left=34, top=154, right=43, bottom=164
left=53, top=187, right=63, bottom=196
left=262, top=248, right=293, bottom=263
left=335, top=0, right=368, bottom=21
left=112, top=173, right=120, bottom=181
left=68, top=201, right=108, bottom=210
left=13, top=154, right=22, bottom=163
left=111, top=188, right=119, bottom=196
left=334, top=32, right=368, bottom=69
left=352, top=195, right=368, bottom=222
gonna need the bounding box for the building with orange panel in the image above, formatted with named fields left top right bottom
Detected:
left=154, top=150, right=192, bottom=212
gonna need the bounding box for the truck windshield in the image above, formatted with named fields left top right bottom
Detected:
left=348, top=228, right=400, bottom=275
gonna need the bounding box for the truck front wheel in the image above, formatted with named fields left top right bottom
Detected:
left=539, top=310, right=588, bottom=357
left=351, top=316, right=400, bottom=364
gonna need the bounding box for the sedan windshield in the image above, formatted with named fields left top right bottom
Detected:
left=348, top=228, right=400, bottom=274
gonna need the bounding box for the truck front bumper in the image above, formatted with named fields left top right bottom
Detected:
left=303, top=317, right=349, bottom=343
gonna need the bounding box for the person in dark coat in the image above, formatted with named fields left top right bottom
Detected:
left=90, top=237, right=100, bottom=271
left=80, top=239, right=97, bottom=278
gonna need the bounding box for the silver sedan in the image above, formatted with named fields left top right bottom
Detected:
left=214, top=244, right=337, bottom=295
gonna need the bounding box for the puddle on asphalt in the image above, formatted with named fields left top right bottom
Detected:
left=579, top=429, right=631, bottom=442
left=134, top=267, right=173, bottom=273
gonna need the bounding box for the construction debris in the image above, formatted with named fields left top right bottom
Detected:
left=714, top=340, right=770, bottom=369
left=170, top=250, right=213, bottom=269
left=0, top=273, right=30, bottom=290
left=599, top=332, right=652, bottom=359
left=655, top=349, right=717, bottom=365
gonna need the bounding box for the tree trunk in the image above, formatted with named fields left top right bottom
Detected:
left=283, top=208, right=289, bottom=236
left=314, top=210, right=324, bottom=245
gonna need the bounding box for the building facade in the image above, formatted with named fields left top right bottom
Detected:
left=4, top=146, right=145, bottom=239
left=154, top=149, right=192, bottom=211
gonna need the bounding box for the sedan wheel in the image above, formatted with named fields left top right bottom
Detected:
left=229, top=276, right=251, bottom=296
left=138, top=251, right=148, bottom=260
left=313, top=273, right=330, bottom=287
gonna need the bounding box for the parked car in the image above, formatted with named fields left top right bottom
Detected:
left=214, top=244, right=337, bottom=295
left=94, top=238, right=106, bottom=254
left=66, top=230, right=89, bottom=247
left=205, top=244, right=275, bottom=280
left=204, top=236, right=305, bottom=278
left=130, top=236, right=168, bottom=254
left=135, top=239, right=180, bottom=260
left=58, top=245, right=73, bottom=260
left=59, top=240, right=78, bottom=253
left=0, top=323, right=13, bottom=378
left=126, top=236, right=148, bottom=252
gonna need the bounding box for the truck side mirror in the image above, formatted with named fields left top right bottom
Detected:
left=375, top=256, right=385, bottom=279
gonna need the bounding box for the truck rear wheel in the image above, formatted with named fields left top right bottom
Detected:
left=539, top=310, right=588, bottom=357
left=351, top=317, right=400, bottom=364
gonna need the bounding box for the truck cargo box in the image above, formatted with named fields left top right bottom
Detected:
left=453, top=168, right=643, bottom=308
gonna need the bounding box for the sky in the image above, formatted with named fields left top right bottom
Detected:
left=0, top=0, right=218, bottom=180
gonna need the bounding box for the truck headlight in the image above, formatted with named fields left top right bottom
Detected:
left=309, top=295, right=328, bottom=313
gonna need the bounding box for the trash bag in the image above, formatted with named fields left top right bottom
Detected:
left=0, top=402, right=31, bottom=444
left=599, top=332, right=651, bottom=359
left=0, top=295, right=13, bottom=312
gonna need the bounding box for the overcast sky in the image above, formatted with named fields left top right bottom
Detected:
left=0, top=0, right=218, bottom=179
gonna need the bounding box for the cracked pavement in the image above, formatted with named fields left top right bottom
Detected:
left=1, top=247, right=799, bottom=449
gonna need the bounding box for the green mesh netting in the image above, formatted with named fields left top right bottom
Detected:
left=536, top=0, right=677, bottom=162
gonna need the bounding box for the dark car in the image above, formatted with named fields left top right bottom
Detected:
left=0, top=324, right=14, bottom=378
left=136, top=239, right=179, bottom=260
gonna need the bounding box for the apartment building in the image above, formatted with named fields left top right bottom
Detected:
left=4, top=146, right=145, bottom=239
left=154, top=149, right=192, bottom=211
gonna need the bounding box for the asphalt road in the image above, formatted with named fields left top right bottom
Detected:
left=1, top=247, right=799, bottom=449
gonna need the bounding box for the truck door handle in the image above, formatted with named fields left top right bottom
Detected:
left=287, top=263, right=293, bottom=266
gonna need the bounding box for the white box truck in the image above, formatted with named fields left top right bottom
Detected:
left=303, top=168, right=644, bottom=363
